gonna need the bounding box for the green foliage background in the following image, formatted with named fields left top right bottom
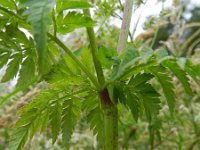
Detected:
left=0, top=0, right=200, bottom=150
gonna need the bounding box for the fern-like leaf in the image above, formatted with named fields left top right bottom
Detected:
left=126, top=91, right=140, bottom=122
left=56, top=0, right=91, bottom=12
left=23, top=0, right=55, bottom=74
left=50, top=96, right=62, bottom=143
left=179, top=58, right=200, bottom=86
left=17, top=55, right=36, bottom=87
left=8, top=89, right=61, bottom=150
left=110, top=45, right=139, bottom=81
left=9, top=116, right=32, bottom=150
left=150, top=66, right=175, bottom=114
left=82, top=94, right=104, bottom=146
left=9, top=68, right=89, bottom=149
left=136, top=83, right=161, bottom=120
left=57, top=11, right=96, bottom=34
left=138, top=45, right=154, bottom=63
left=1, top=53, right=22, bottom=82
left=0, top=52, right=10, bottom=68
left=127, top=73, right=159, bottom=121
left=162, top=58, right=192, bottom=95
left=0, top=0, right=16, bottom=10
left=0, top=31, right=19, bottom=50
left=9, top=88, right=57, bottom=150
left=9, top=106, right=44, bottom=150
left=128, top=73, right=154, bottom=87
left=61, top=98, right=81, bottom=148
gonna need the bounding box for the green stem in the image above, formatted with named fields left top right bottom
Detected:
left=99, top=88, right=118, bottom=150
left=48, top=33, right=100, bottom=89
left=51, top=9, right=57, bottom=37
left=103, top=104, right=118, bottom=150
left=83, top=9, right=105, bottom=86
left=83, top=9, right=118, bottom=150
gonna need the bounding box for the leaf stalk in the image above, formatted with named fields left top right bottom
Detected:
left=83, top=9, right=106, bottom=87
left=48, top=33, right=100, bottom=89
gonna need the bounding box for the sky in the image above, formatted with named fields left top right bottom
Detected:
left=130, top=0, right=172, bottom=37
left=113, top=0, right=200, bottom=37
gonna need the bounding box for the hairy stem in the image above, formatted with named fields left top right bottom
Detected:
left=117, top=0, right=134, bottom=54
left=99, top=88, right=118, bottom=150
left=83, top=9, right=118, bottom=149
left=83, top=9, right=105, bottom=86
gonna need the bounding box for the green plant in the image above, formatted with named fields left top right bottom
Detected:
left=0, top=0, right=200, bottom=150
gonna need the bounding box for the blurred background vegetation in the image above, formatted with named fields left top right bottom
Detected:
left=1, top=0, right=200, bottom=149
